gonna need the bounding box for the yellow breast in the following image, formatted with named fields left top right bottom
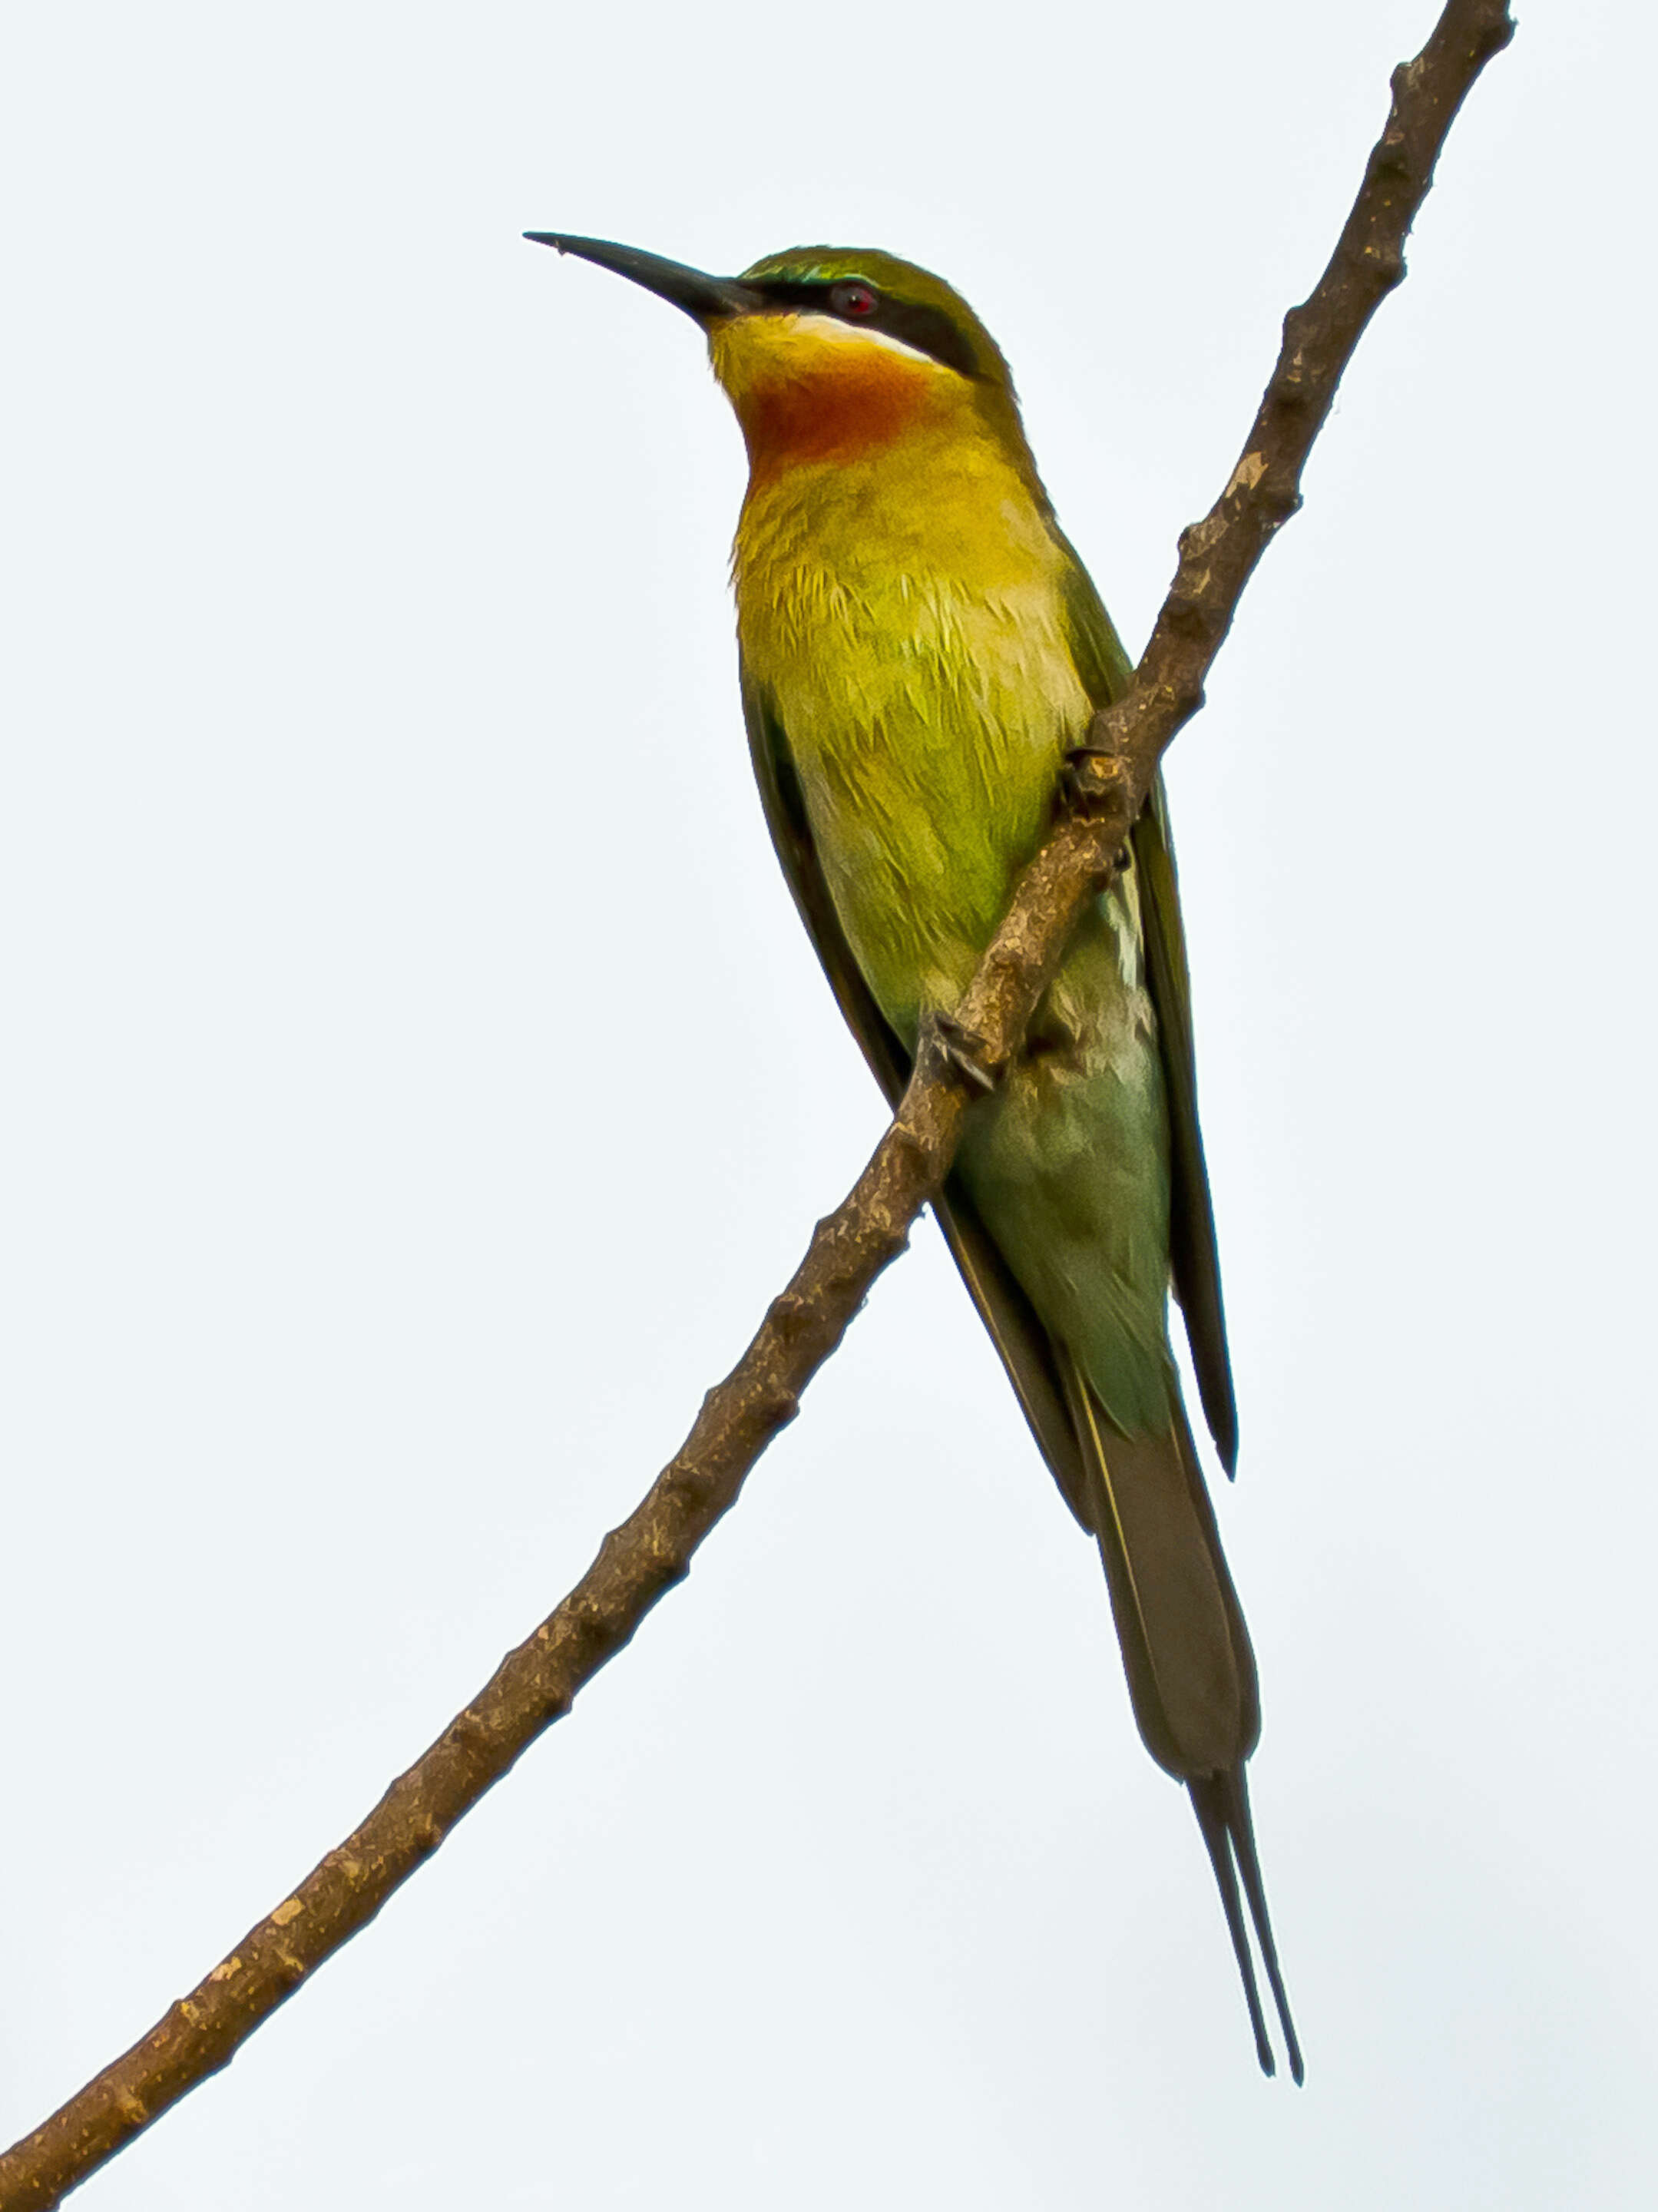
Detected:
left=725, top=356, right=1090, bottom=1038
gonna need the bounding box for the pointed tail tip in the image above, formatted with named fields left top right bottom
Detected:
left=1280, top=1979, right=1306, bottom=2087
left=1223, top=1765, right=1305, bottom=2088
left=1190, top=1768, right=1305, bottom=2086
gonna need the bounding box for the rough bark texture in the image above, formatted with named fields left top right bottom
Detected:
left=0, top=5, right=1513, bottom=2205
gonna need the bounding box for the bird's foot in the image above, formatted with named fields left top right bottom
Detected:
left=1059, top=743, right=1120, bottom=816
left=1059, top=747, right=1133, bottom=868
left=925, top=1009, right=1002, bottom=1096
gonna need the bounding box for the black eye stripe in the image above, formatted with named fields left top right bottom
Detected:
left=750, top=278, right=979, bottom=379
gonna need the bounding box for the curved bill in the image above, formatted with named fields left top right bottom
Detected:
left=523, top=233, right=763, bottom=326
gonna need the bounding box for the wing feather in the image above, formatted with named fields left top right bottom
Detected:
left=1132, top=782, right=1239, bottom=1472
left=1058, top=555, right=1239, bottom=1474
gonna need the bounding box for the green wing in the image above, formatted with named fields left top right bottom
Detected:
left=740, top=664, right=1094, bottom=1528
left=1058, top=549, right=1239, bottom=1475
left=1133, top=778, right=1238, bottom=1471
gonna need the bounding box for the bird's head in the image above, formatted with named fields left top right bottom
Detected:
left=528, top=233, right=1036, bottom=485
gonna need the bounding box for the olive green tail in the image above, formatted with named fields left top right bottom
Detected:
left=925, top=1185, right=1299, bottom=2078
left=1059, top=1354, right=1302, bottom=2083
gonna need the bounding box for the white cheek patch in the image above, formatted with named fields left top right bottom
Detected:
left=779, top=311, right=942, bottom=370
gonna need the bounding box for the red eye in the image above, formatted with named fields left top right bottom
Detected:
left=829, top=281, right=876, bottom=319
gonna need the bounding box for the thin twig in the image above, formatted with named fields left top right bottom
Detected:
left=0, top=5, right=1513, bottom=2204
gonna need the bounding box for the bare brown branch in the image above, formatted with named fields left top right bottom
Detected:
left=0, top=5, right=1513, bottom=2204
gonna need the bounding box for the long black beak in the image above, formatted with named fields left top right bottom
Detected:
left=523, top=233, right=763, bottom=326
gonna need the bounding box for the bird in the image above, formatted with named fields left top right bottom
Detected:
left=527, top=231, right=1302, bottom=2084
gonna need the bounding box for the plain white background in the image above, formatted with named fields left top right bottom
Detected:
left=3, top=2, right=1654, bottom=2204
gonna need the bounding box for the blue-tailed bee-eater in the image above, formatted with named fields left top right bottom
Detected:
left=528, top=232, right=1302, bottom=2082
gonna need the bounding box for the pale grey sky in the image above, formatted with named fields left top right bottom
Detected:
left=4, top=2, right=1655, bottom=2206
